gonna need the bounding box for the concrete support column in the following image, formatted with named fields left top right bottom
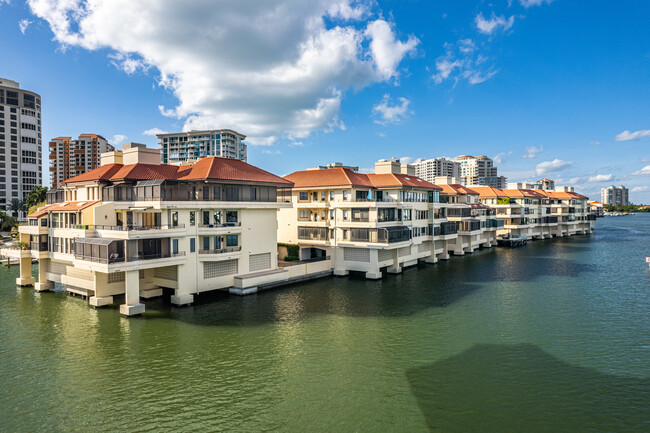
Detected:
left=333, top=269, right=349, bottom=276
left=425, top=256, right=438, bottom=264
left=16, top=251, right=35, bottom=286
left=365, top=270, right=382, bottom=279
left=120, top=269, right=145, bottom=316
left=34, top=258, right=53, bottom=292
left=387, top=265, right=402, bottom=274
left=171, top=264, right=195, bottom=306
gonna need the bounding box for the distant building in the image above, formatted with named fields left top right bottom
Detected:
left=157, top=129, right=247, bottom=164
left=310, top=162, right=359, bottom=172
left=588, top=201, right=604, bottom=217
left=453, top=155, right=506, bottom=188
left=375, top=158, right=415, bottom=176
left=601, top=185, right=629, bottom=206
left=412, top=157, right=460, bottom=182
left=0, top=78, right=42, bottom=211
left=49, top=134, right=114, bottom=188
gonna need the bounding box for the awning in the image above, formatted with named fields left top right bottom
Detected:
left=136, top=179, right=166, bottom=186
left=75, top=237, right=120, bottom=246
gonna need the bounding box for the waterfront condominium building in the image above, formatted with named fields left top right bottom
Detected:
left=157, top=129, right=247, bottom=164
left=49, top=134, right=115, bottom=188
left=453, top=155, right=506, bottom=189
left=18, top=143, right=293, bottom=316
left=412, top=157, right=460, bottom=182
left=472, top=186, right=595, bottom=239
left=601, top=185, right=629, bottom=206
left=0, top=78, right=42, bottom=211
left=277, top=160, right=465, bottom=279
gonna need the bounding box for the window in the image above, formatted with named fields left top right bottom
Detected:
left=330, top=191, right=334, bottom=200
left=203, top=236, right=210, bottom=251
left=225, top=186, right=239, bottom=201
left=202, top=186, right=210, bottom=200
left=330, top=210, right=335, bottom=220
left=190, top=238, right=195, bottom=253
left=343, top=191, right=348, bottom=200
left=172, top=239, right=178, bottom=255
left=213, top=185, right=220, bottom=200
left=203, top=210, right=210, bottom=225
left=251, top=187, right=257, bottom=201
left=171, top=211, right=178, bottom=227
left=299, top=210, right=308, bottom=219
left=190, top=211, right=195, bottom=226
left=226, top=235, right=238, bottom=247
left=226, top=210, right=237, bottom=223
left=299, top=191, right=308, bottom=201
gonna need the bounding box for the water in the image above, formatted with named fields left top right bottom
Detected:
left=1, top=216, right=649, bottom=432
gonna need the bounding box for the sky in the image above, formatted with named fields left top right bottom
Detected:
left=0, top=0, right=649, bottom=202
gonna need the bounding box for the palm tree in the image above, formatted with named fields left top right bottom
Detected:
left=9, top=199, right=26, bottom=219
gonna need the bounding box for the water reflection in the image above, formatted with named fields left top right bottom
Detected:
left=407, top=343, right=650, bottom=433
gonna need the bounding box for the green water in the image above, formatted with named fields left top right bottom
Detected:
left=1, top=216, right=649, bottom=432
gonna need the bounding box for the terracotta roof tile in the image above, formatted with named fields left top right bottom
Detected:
left=283, top=169, right=440, bottom=190
left=28, top=201, right=100, bottom=218
left=62, top=157, right=291, bottom=186
left=437, top=184, right=479, bottom=195
left=367, top=173, right=441, bottom=190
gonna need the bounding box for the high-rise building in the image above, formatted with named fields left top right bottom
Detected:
left=601, top=185, right=629, bottom=206
left=0, top=78, right=42, bottom=212
left=412, top=157, right=460, bottom=182
left=157, top=129, right=247, bottom=164
left=49, top=134, right=114, bottom=188
left=453, top=155, right=506, bottom=188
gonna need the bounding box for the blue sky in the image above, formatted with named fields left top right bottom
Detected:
left=1, top=0, right=649, bottom=202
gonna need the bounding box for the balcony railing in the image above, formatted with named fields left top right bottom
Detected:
left=30, top=241, right=49, bottom=252
left=485, top=219, right=505, bottom=228
left=95, top=224, right=186, bottom=231
left=198, top=222, right=241, bottom=228
left=438, top=222, right=458, bottom=236
left=127, top=251, right=186, bottom=261
left=198, top=246, right=242, bottom=254
left=347, top=226, right=411, bottom=244
left=278, top=255, right=330, bottom=267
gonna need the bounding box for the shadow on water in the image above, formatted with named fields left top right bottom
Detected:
left=406, top=344, right=650, bottom=433
left=144, top=236, right=599, bottom=327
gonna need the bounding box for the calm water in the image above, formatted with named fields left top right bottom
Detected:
left=1, top=216, right=649, bottom=432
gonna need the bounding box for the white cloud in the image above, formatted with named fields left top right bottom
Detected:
left=432, top=40, right=498, bottom=86
left=519, top=0, right=554, bottom=7
left=372, top=94, right=411, bottom=125
left=27, top=1, right=418, bottom=145
left=109, top=134, right=128, bottom=145
left=475, top=13, right=514, bottom=35
left=632, top=165, right=650, bottom=176
left=365, top=20, right=419, bottom=81
left=615, top=129, right=650, bottom=141
left=142, top=128, right=167, bottom=136
left=632, top=186, right=649, bottom=192
left=19, top=19, right=32, bottom=34
left=522, top=145, right=542, bottom=159
left=588, top=174, right=613, bottom=182
left=492, top=151, right=513, bottom=165
left=399, top=156, right=414, bottom=164
left=589, top=141, right=600, bottom=146
left=536, top=159, right=573, bottom=175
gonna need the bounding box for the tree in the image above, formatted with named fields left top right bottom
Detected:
left=25, top=186, right=48, bottom=210
left=8, top=199, right=26, bottom=219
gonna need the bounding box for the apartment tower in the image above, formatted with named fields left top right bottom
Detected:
left=49, top=134, right=114, bottom=188
left=601, top=185, right=629, bottom=206
left=453, top=155, right=506, bottom=188
left=412, top=157, right=460, bottom=182
left=157, top=129, right=247, bottom=164
left=0, top=78, right=42, bottom=213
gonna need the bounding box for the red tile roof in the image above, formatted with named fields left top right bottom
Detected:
left=283, top=168, right=441, bottom=190
left=62, top=157, right=291, bottom=186
left=437, top=184, right=479, bottom=195
left=470, top=186, right=509, bottom=198
left=28, top=201, right=100, bottom=218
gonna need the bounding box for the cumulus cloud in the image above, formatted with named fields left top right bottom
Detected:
left=536, top=159, right=573, bottom=175
left=588, top=174, right=613, bottom=182
left=492, top=151, right=513, bottom=165
left=519, top=0, right=554, bottom=7
left=27, top=0, right=418, bottom=145
left=632, top=165, right=650, bottom=176
left=522, top=145, right=542, bottom=159
left=615, top=129, right=650, bottom=141
left=372, top=94, right=411, bottom=125
left=475, top=13, right=514, bottom=35
left=399, top=156, right=414, bottom=164
left=143, top=128, right=167, bottom=136
left=19, top=19, right=32, bottom=34
left=109, top=134, right=128, bottom=145
left=632, top=186, right=649, bottom=192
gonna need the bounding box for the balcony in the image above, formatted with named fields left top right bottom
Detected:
left=457, top=219, right=481, bottom=233
left=30, top=241, right=49, bottom=252
left=347, top=226, right=410, bottom=244
left=438, top=222, right=458, bottom=236
left=198, top=246, right=241, bottom=254
left=298, top=227, right=329, bottom=241
left=95, top=224, right=186, bottom=231
left=198, top=222, right=241, bottom=229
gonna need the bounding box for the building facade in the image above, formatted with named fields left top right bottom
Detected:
left=601, top=185, right=629, bottom=206
left=18, top=145, right=292, bottom=316
left=412, top=157, right=460, bottom=182
left=453, top=155, right=506, bottom=188
left=157, top=129, right=247, bottom=164
left=0, top=78, right=42, bottom=212
left=49, top=134, right=114, bottom=188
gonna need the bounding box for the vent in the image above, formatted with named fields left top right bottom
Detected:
left=343, top=248, right=370, bottom=263
left=204, top=259, right=239, bottom=279
left=249, top=253, right=271, bottom=272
